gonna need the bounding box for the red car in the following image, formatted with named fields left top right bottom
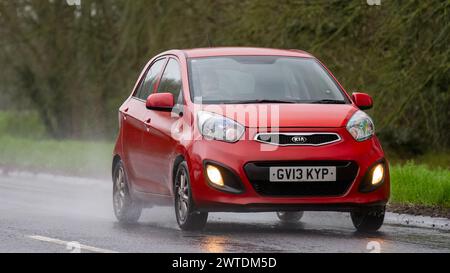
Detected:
left=112, top=47, right=390, bottom=232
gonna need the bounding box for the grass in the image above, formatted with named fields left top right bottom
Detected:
left=0, top=111, right=113, bottom=178
left=0, top=135, right=113, bottom=178
left=390, top=163, right=450, bottom=207
left=0, top=111, right=47, bottom=139
left=387, top=151, right=450, bottom=170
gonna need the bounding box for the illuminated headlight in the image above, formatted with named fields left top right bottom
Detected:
left=346, top=110, right=375, bottom=141
left=372, top=164, right=384, bottom=185
left=198, top=111, right=245, bottom=143
left=206, top=164, right=224, bottom=187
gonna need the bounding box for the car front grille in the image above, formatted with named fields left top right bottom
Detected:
left=244, top=161, right=358, bottom=197
left=254, top=132, right=341, bottom=146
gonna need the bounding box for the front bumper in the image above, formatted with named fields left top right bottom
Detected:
left=187, top=127, right=390, bottom=212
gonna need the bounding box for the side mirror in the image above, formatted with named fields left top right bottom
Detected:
left=352, top=92, right=373, bottom=110
left=146, top=93, right=174, bottom=111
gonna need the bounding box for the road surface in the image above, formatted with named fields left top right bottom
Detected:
left=0, top=172, right=449, bottom=253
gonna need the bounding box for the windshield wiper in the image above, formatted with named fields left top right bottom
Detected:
left=309, top=99, right=346, bottom=104
left=227, top=99, right=298, bottom=104
left=202, top=99, right=346, bottom=105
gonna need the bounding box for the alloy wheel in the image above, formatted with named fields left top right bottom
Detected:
left=113, top=166, right=126, bottom=216
left=176, top=169, right=190, bottom=224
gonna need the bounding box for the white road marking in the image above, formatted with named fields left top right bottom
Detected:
left=26, top=235, right=119, bottom=253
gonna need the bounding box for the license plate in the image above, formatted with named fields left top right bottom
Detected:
left=269, top=167, right=336, bottom=182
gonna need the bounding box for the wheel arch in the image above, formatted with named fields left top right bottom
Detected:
left=172, top=155, right=186, bottom=194
left=112, top=154, right=121, bottom=181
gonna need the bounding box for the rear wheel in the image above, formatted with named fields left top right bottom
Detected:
left=113, top=161, right=142, bottom=224
left=351, top=206, right=385, bottom=232
left=174, top=161, right=208, bottom=231
left=276, top=211, right=304, bottom=223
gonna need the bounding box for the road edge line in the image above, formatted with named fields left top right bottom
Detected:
left=26, top=235, right=119, bottom=253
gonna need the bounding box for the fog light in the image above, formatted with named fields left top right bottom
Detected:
left=206, top=165, right=224, bottom=187
left=371, top=164, right=384, bottom=185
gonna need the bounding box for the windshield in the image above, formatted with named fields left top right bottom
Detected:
left=188, top=56, right=348, bottom=104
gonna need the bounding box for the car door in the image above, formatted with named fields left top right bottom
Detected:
left=140, top=57, right=184, bottom=195
left=121, top=57, right=167, bottom=192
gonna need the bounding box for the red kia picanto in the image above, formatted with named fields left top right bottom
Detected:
left=112, top=47, right=390, bottom=232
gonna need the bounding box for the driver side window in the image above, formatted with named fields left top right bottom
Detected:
left=135, top=58, right=166, bottom=100
left=157, top=58, right=182, bottom=104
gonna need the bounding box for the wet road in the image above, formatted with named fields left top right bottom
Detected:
left=0, top=173, right=449, bottom=253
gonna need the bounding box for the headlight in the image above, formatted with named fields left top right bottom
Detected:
left=197, top=111, right=245, bottom=143
left=346, top=110, right=375, bottom=141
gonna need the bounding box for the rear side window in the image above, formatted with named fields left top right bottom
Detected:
left=135, top=58, right=166, bottom=100
left=157, top=58, right=182, bottom=103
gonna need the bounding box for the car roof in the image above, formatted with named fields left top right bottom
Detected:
left=171, top=47, right=314, bottom=58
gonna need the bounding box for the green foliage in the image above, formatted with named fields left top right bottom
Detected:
left=0, top=0, right=448, bottom=153
left=391, top=163, right=450, bottom=207
left=0, top=111, right=47, bottom=139
left=0, top=135, right=113, bottom=178
left=388, top=150, right=450, bottom=170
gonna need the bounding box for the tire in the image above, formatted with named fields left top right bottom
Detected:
left=351, top=206, right=385, bottom=232
left=174, top=161, right=208, bottom=231
left=113, top=160, right=142, bottom=224
left=276, top=211, right=304, bottom=223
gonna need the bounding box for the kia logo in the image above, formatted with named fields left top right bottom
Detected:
left=292, top=136, right=307, bottom=143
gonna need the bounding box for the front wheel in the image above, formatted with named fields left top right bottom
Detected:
left=351, top=206, right=385, bottom=232
left=113, top=161, right=142, bottom=224
left=174, top=161, right=208, bottom=231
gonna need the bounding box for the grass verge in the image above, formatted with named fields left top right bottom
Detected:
left=0, top=135, right=113, bottom=178
left=390, top=163, right=450, bottom=208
